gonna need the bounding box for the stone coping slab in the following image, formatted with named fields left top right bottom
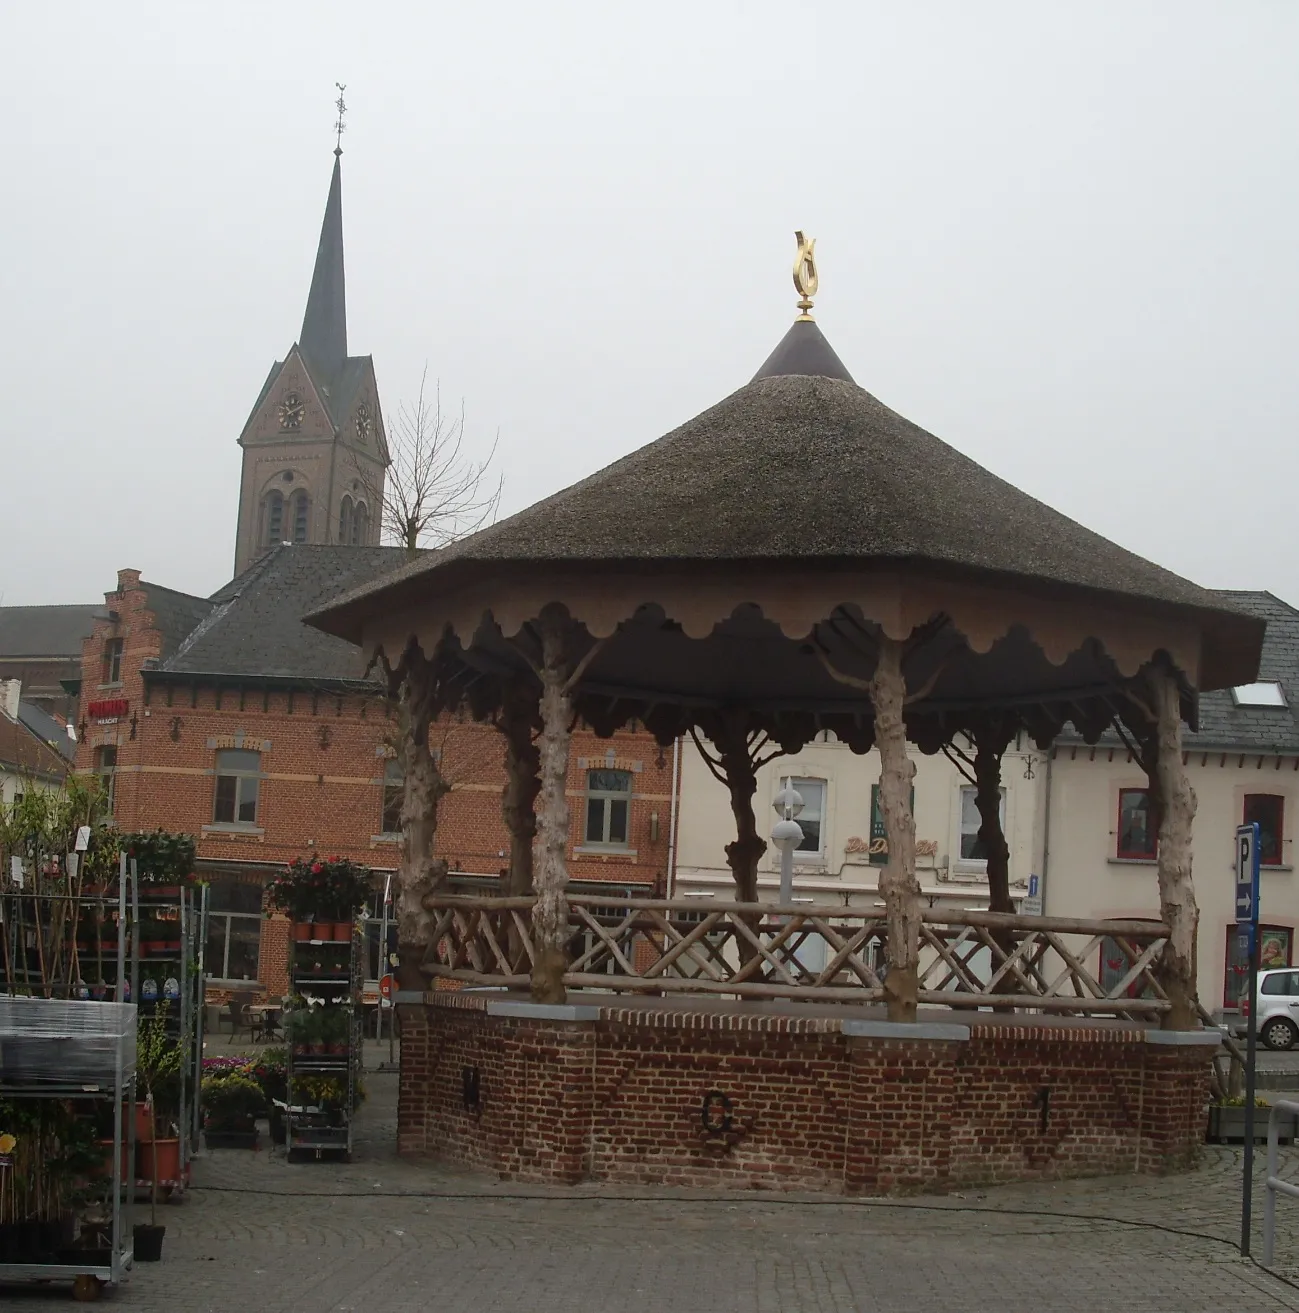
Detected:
left=414, top=989, right=1221, bottom=1045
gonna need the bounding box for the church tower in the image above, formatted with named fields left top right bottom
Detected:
left=233, top=146, right=389, bottom=576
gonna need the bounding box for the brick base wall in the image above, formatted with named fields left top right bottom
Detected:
left=397, top=999, right=1214, bottom=1193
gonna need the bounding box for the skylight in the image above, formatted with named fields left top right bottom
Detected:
left=1231, top=682, right=1288, bottom=708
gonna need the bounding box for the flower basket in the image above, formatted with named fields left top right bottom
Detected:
left=268, top=857, right=372, bottom=924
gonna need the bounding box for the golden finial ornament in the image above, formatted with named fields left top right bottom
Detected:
left=793, top=231, right=818, bottom=320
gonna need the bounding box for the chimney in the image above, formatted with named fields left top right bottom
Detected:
left=0, top=680, right=21, bottom=721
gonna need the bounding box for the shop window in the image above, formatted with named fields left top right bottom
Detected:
left=1098, top=934, right=1158, bottom=999
left=585, top=769, right=632, bottom=847
left=1117, top=788, right=1158, bottom=860
left=1244, top=794, right=1285, bottom=867
left=1225, top=925, right=1293, bottom=1009
left=778, top=777, right=825, bottom=857
left=213, top=748, right=261, bottom=825
left=868, top=784, right=915, bottom=866
left=205, top=879, right=263, bottom=982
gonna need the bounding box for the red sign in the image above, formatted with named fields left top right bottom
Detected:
left=87, top=698, right=129, bottom=720
left=379, top=974, right=394, bottom=1000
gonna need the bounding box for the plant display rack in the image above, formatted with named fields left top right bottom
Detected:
left=0, top=987, right=137, bottom=1302
left=1, top=853, right=207, bottom=1205
left=285, top=921, right=360, bottom=1161
left=129, top=872, right=204, bottom=1200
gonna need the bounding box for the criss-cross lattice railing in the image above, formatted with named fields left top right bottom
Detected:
left=421, top=894, right=1170, bottom=1017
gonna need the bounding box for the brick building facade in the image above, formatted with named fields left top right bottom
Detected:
left=73, top=561, right=674, bottom=1001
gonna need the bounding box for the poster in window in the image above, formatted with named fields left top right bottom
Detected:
left=1224, top=925, right=1293, bottom=1008
left=1261, top=927, right=1292, bottom=971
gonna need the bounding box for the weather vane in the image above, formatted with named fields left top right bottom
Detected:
left=334, top=82, right=348, bottom=156
left=793, top=230, right=818, bottom=320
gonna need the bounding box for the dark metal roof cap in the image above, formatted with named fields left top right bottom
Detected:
left=751, top=317, right=855, bottom=384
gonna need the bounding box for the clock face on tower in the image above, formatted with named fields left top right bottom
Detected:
left=277, top=392, right=305, bottom=431
left=354, top=402, right=373, bottom=443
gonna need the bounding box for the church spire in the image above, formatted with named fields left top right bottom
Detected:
left=299, top=147, right=348, bottom=381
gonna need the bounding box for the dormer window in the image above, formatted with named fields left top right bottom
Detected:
left=1232, top=682, right=1287, bottom=708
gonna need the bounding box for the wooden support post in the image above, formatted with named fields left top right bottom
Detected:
left=870, top=636, right=921, bottom=1021
left=499, top=680, right=541, bottom=898
left=1150, top=669, right=1200, bottom=1030
left=532, top=617, right=575, bottom=1002
left=395, top=649, right=450, bottom=993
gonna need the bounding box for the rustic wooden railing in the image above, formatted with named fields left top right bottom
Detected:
left=421, top=894, right=1172, bottom=1018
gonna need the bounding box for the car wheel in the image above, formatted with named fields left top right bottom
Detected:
left=1262, top=1017, right=1297, bottom=1051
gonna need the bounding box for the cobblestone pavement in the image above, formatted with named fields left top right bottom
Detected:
left=6, top=1055, right=1299, bottom=1312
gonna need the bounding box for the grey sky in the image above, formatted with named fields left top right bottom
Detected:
left=3, top=2, right=1297, bottom=608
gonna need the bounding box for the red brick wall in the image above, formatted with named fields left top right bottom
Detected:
left=74, top=570, right=674, bottom=998
left=397, top=1000, right=1213, bottom=1193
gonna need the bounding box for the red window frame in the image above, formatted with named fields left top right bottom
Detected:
left=1244, top=793, right=1285, bottom=867
left=1116, top=787, right=1158, bottom=860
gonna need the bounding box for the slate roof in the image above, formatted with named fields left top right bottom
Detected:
left=238, top=154, right=379, bottom=444
left=17, top=700, right=76, bottom=762
left=1185, top=591, right=1299, bottom=752
left=299, top=153, right=347, bottom=383
left=0, top=708, right=68, bottom=780
left=0, top=605, right=103, bottom=657
left=139, top=583, right=215, bottom=661
left=157, top=545, right=414, bottom=684
left=312, top=322, right=1256, bottom=665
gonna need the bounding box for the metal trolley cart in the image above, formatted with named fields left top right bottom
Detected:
left=0, top=995, right=137, bottom=1301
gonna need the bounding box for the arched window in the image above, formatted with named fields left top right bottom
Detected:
left=352, top=502, right=367, bottom=545
left=264, top=490, right=284, bottom=545
left=290, top=490, right=310, bottom=543
left=338, top=496, right=353, bottom=544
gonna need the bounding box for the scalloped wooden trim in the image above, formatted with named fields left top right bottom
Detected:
left=359, top=565, right=1204, bottom=692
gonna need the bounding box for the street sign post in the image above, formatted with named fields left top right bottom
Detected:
left=1237, top=821, right=1261, bottom=1256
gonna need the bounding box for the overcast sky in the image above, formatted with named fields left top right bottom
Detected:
left=3, top=2, right=1297, bottom=608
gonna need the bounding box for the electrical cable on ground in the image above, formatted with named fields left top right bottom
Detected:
left=190, top=1183, right=1299, bottom=1294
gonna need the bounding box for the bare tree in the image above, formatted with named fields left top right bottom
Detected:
left=371, top=371, right=503, bottom=992
left=368, top=367, right=502, bottom=557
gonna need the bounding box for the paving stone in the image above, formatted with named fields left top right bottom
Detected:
left=5, top=1063, right=1299, bottom=1311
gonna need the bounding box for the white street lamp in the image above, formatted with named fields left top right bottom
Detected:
left=772, top=784, right=804, bottom=905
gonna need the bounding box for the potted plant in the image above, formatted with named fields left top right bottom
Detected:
left=286, top=1006, right=320, bottom=1057
left=201, top=1073, right=265, bottom=1150
left=121, top=829, right=197, bottom=893
left=249, top=1049, right=288, bottom=1145
left=268, top=856, right=372, bottom=940
left=321, top=1006, right=349, bottom=1056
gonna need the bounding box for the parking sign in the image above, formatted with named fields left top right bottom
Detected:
left=1236, top=822, right=1261, bottom=951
